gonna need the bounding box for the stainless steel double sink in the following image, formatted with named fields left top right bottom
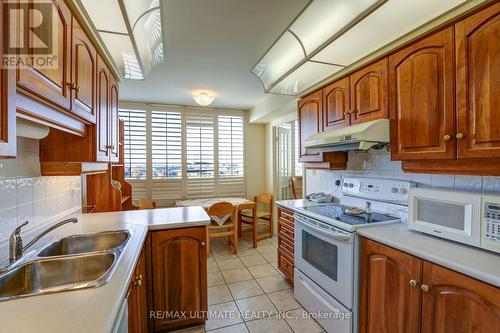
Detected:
left=0, top=230, right=131, bottom=301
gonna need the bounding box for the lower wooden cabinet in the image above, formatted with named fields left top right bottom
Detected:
left=128, top=248, right=148, bottom=333
left=360, top=238, right=500, bottom=333
left=150, top=227, right=207, bottom=332
left=277, top=208, right=295, bottom=283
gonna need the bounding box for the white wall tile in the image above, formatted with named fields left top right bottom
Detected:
left=0, top=179, right=17, bottom=211
left=17, top=203, right=34, bottom=226
left=0, top=208, right=18, bottom=239
left=431, top=174, right=455, bottom=189
left=454, top=176, right=483, bottom=191
left=16, top=178, right=34, bottom=206
left=483, top=177, right=500, bottom=193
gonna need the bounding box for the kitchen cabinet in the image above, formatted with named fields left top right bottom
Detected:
left=323, top=77, right=350, bottom=131
left=109, top=75, right=120, bottom=162
left=298, top=90, right=323, bottom=162
left=16, top=0, right=72, bottom=111
left=359, top=238, right=422, bottom=333
left=151, top=227, right=207, bottom=332
left=456, top=3, right=500, bottom=159
left=360, top=238, right=500, bottom=333
left=277, top=207, right=295, bottom=283
left=350, top=58, right=388, bottom=125
left=421, top=261, right=500, bottom=332
left=96, top=57, right=111, bottom=162
left=0, top=1, right=16, bottom=158
left=71, top=18, right=97, bottom=123
left=389, top=27, right=455, bottom=161
left=128, top=248, right=148, bottom=333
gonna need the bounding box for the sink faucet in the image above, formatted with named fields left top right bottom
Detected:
left=9, top=218, right=78, bottom=263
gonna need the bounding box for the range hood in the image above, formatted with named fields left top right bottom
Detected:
left=304, top=119, right=390, bottom=153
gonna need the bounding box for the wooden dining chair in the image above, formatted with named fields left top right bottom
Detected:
left=138, top=197, right=156, bottom=209
left=289, top=176, right=303, bottom=199
left=238, top=193, right=273, bottom=247
left=206, top=202, right=237, bottom=257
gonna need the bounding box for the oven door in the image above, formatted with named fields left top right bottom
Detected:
left=295, top=213, right=354, bottom=309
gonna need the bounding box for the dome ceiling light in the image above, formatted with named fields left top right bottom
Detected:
left=252, top=0, right=466, bottom=96
left=192, top=91, right=216, bottom=107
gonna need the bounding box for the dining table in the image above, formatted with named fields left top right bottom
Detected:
left=175, top=197, right=258, bottom=248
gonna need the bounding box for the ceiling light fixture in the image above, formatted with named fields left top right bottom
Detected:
left=192, top=91, right=216, bottom=107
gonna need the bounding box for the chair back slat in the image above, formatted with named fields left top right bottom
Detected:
left=207, top=202, right=235, bottom=217
left=138, top=197, right=155, bottom=209
left=254, top=192, right=273, bottom=205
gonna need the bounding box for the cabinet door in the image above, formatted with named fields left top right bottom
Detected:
left=421, top=261, right=500, bottom=332
left=0, top=4, right=16, bottom=158
left=17, top=0, right=72, bottom=110
left=299, top=90, right=323, bottom=162
left=456, top=3, right=500, bottom=158
left=72, top=19, right=96, bottom=123
left=128, top=248, right=148, bottom=333
left=151, top=227, right=207, bottom=332
left=109, top=75, right=120, bottom=162
left=359, top=239, right=422, bottom=333
left=96, top=57, right=110, bottom=162
left=323, top=77, right=350, bottom=131
left=350, top=58, right=388, bottom=125
left=389, top=28, right=455, bottom=160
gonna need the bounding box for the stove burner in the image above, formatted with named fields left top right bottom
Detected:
left=303, top=204, right=395, bottom=225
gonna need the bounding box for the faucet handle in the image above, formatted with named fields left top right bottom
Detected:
left=12, top=221, right=29, bottom=239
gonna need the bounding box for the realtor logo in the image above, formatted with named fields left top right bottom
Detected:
left=2, top=0, right=58, bottom=69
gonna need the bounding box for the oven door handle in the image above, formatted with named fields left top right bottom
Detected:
left=299, top=219, right=353, bottom=243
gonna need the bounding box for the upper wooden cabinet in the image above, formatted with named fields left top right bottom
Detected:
left=109, top=75, right=120, bottom=162
left=71, top=19, right=97, bottom=123
left=0, top=4, right=16, bottom=158
left=360, top=239, right=422, bottom=333
left=298, top=90, right=323, bottom=162
left=456, top=3, right=500, bottom=159
left=350, top=58, right=388, bottom=125
left=389, top=27, right=456, bottom=161
left=323, top=77, right=350, bottom=131
left=151, top=227, right=207, bottom=332
left=96, top=57, right=110, bottom=162
left=360, top=238, right=500, bottom=333
left=16, top=0, right=72, bottom=111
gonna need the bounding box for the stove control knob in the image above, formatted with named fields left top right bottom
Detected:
left=391, top=187, right=399, bottom=193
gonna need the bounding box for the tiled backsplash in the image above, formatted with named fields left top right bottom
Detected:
left=0, top=138, right=82, bottom=243
left=306, top=149, right=500, bottom=195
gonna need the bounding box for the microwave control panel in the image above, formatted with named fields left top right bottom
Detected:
left=484, top=203, right=500, bottom=240
left=482, top=197, right=500, bottom=254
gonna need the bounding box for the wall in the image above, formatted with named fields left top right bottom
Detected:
left=0, top=138, right=82, bottom=244
left=306, top=149, right=500, bottom=196
left=245, top=123, right=266, bottom=199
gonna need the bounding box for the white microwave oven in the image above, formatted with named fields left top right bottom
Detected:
left=409, top=187, right=500, bottom=254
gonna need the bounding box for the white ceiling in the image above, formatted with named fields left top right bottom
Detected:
left=119, top=0, right=309, bottom=110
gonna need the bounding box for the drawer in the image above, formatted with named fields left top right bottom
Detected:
left=278, top=235, right=294, bottom=255
left=278, top=221, right=294, bottom=241
left=278, top=216, right=294, bottom=229
left=279, top=208, right=295, bottom=223
left=278, top=249, right=294, bottom=281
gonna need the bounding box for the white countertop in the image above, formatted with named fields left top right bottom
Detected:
left=0, top=206, right=210, bottom=333
left=357, top=224, right=500, bottom=287
left=276, top=199, right=335, bottom=209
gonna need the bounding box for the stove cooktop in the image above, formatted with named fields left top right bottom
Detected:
left=303, top=204, right=396, bottom=226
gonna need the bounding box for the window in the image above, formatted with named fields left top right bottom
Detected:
left=120, top=104, right=245, bottom=202
left=218, top=115, right=244, bottom=177
left=119, top=108, right=147, bottom=179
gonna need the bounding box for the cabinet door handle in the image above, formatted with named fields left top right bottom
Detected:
left=421, top=284, right=429, bottom=292
left=134, top=274, right=143, bottom=287
left=443, top=134, right=451, bottom=142
left=201, top=241, right=206, bottom=247
left=409, top=279, right=418, bottom=287
left=455, top=133, right=464, bottom=140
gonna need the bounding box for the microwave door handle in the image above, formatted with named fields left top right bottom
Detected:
left=300, top=219, right=353, bottom=243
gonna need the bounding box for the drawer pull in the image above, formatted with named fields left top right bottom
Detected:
left=421, top=284, right=429, bottom=292
left=409, top=279, right=418, bottom=287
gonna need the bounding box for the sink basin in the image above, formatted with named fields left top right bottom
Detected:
left=0, top=252, right=116, bottom=301
left=37, top=230, right=130, bottom=257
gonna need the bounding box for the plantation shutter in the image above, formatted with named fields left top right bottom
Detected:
left=186, top=113, right=215, bottom=198
left=119, top=107, right=147, bottom=200
left=217, top=115, right=245, bottom=197
left=151, top=109, right=183, bottom=199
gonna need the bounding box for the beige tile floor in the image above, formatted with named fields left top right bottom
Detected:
left=172, top=227, right=324, bottom=333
